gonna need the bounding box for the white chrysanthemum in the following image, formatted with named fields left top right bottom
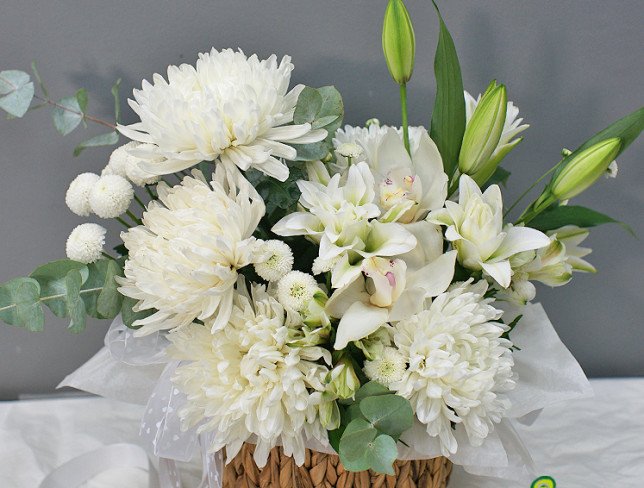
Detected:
left=277, top=271, right=319, bottom=311
left=65, top=223, right=106, bottom=264
left=364, top=347, right=406, bottom=386
left=169, top=284, right=330, bottom=467
left=311, top=255, right=339, bottom=275
left=254, top=240, right=294, bottom=282
left=391, top=280, right=515, bottom=456
left=336, top=142, right=363, bottom=159
left=116, top=167, right=265, bottom=335
left=88, top=174, right=134, bottom=218
left=117, top=48, right=326, bottom=181
left=65, top=173, right=100, bottom=217
left=104, top=142, right=162, bottom=186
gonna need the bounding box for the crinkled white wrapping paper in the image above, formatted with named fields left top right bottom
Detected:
left=59, top=303, right=592, bottom=483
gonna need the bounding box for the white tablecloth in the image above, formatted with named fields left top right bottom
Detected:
left=1, top=378, right=643, bottom=487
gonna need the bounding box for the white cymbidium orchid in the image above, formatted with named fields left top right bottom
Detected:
left=428, top=175, right=550, bottom=288
left=328, top=250, right=457, bottom=349
left=272, top=161, right=417, bottom=288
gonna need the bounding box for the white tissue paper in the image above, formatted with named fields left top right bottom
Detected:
left=59, top=303, right=592, bottom=485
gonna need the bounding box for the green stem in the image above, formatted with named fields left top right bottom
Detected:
left=144, top=185, right=157, bottom=200
left=504, top=162, right=562, bottom=219
left=133, top=193, right=146, bottom=210
left=115, top=217, right=131, bottom=228
left=399, top=83, right=410, bottom=155
left=101, top=251, right=115, bottom=260
left=125, top=210, right=142, bottom=225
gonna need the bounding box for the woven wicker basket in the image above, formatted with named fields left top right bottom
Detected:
left=223, top=443, right=452, bottom=488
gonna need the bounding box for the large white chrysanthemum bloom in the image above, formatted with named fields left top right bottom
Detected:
left=169, top=283, right=330, bottom=467
left=65, top=173, right=100, bottom=217
left=88, top=174, right=134, bottom=218
left=117, top=49, right=326, bottom=181
left=66, top=223, right=106, bottom=264
left=116, top=167, right=265, bottom=335
left=391, top=280, right=515, bottom=456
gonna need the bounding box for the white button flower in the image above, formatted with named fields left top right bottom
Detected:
left=428, top=175, right=550, bottom=288
left=88, top=174, right=134, bottom=219
left=118, top=49, right=326, bottom=181
left=65, top=173, right=100, bottom=217
left=65, top=223, right=106, bottom=264
left=117, top=167, right=265, bottom=335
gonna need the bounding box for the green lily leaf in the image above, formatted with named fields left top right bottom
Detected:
left=0, top=70, right=35, bottom=118
left=528, top=205, right=634, bottom=235
left=429, top=1, right=465, bottom=178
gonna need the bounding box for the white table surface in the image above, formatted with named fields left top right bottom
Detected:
left=1, top=378, right=643, bottom=488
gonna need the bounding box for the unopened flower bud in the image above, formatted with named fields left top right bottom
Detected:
left=550, top=138, right=621, bottom=201
left=459, top=81, right=507, bottom=180
left=326, top=357, right=360, bottom=400
left=382, top=0, right=415, bottom=85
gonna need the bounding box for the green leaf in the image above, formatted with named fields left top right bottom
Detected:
left=30, top=260, right=88, bottom=318
left=0, top=70, right=35, bottom=118
left=429, top=1, right=466, bottom=178
left=30, top=61, right=48, bottom=98
left=82, top=259, right=123, bottom=319
left=317, top=86, right=344, bottom=134
left=291, top=141, right=329, bottom=161
left=112, top=78, right=122, bottom=123
left=360, top=394, right=414, bottom=438
left=552, top=107, right=644, bottom=182
left=339, top=418, right=377, bottom=463
left=485, top=166, right=511, bottom=188
left=121, top=296, right=153, bottom=329
left=64, top=269, right=87, bottom=332
left=0, top=277, right=44, bottom=331
left=52, top=95, right=83, bottom=135
left=354, top=381, right=390, bottom=402
left=75, top=88, right=88, bottom=113
left=73, top=131, right=119, bottom=157
left=364, top=435, right=397, bottom=476
left=293, top=86, right=323, bottom=125
left=528, top=205, right=633, bottom=235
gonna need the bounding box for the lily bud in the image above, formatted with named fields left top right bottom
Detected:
left=550, top=138, right=621, bottom=200
left=326, top=356, right=360, bottom=400
left=382, top=0, right=415, bottom=84
left=459, top=81, right=507, bottom=180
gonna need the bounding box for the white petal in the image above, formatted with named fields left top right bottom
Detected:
left=333, top=302, right=390, bottom=349
left=481, top=260, right=513, bottom=288
left=494, top=225, right=550, bottom=260
left=407, top=250, right=457, bottom=297
left=326, top=277, right=369, bottom=318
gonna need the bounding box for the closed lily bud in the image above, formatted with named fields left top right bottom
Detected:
left=382, top=0, right=415, bottom=84
left=459, top=81, right=507, bottom=180
left=550, top=138, right=621, bottom=200
left=326, top=356, right=360, bottom=400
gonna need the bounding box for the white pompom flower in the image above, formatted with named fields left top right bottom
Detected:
left=102, top=143, right=131, bottom=178
left=88, top=174, right=134, bottom=219
left=254, top=240, right=294, bottom=282
left=65, top=173, right=100, bottom=217
left=277, top=271, right=319, bottom=311
left=363, top=346, right=407, bottom=386
left=117, top=48, right=327, bottom=181
left=391, top=279, right=515, bottom=456
left=104, top=142, right=161, bottom=187
left=65, top=223, right=106, bottom=264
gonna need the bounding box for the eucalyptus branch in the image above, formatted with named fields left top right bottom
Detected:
left=32, top=94, right=116, bottom=130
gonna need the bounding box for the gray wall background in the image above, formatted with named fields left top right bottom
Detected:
left=0, top=1, right=642, bottom=399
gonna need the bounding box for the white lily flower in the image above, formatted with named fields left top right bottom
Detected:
left=328, top=251, right=457, bottom=349
left=272, top=161, right=417, bottom=288
left=428, top=175, right=550, bottom=288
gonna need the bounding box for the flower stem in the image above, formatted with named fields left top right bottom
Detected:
left=101, top=251, right=115, bottom=260
left=504, top=159, right=564, bottom=219
left=115, top=217, right=131, bottom=228
left=133, top=193, right=146, bottom=210
left=32, top=94, right=116, bottom=129
left=144, top=185, right=157, bottom=200
left=126, top=210, right=142, bottom=225
left=400, top=83, right=410, bottom=155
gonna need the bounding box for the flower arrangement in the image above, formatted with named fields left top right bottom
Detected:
left=0, top=0, right=641, bottom=485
